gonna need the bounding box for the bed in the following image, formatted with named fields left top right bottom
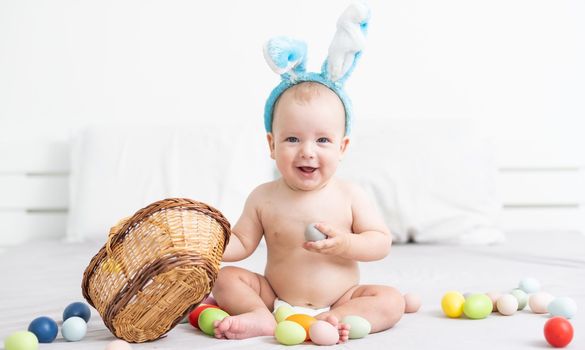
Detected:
left=0, top=231, right=583, bottom=349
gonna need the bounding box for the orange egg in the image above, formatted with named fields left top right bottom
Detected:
left=285, top=314, right=317, bottom=341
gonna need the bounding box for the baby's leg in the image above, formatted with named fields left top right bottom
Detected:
left=316, top=285, right=404, bottom=336
left=211, top=266, right=277, bottom=339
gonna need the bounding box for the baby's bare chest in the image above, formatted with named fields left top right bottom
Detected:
left=259, top=192, right=353, bottom=246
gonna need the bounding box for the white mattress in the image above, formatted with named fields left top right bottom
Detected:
left=1, top=232, right=583, bottom=349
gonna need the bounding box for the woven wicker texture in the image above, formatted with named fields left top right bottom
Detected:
left=81, top=198, right=231, bottom=343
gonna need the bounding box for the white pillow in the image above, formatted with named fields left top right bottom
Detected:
left=67, top=123, right=273, bottom=242
left=338, top=118, right=505, bottom=244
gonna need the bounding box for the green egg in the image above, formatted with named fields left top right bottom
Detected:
left=510, top=289, right=528, bottom=310
left=274, top=305, right=295, bottom=323
left=4, top=331, right=39, bottom=350
left=198, top=308, right=229, bottom=336
left=463, top=294, right=492, bottom=319
left=275, top=320, right=306, bottom=345
left=342, top=315, right=371, bottom=339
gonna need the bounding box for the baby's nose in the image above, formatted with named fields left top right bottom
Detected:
left=300, top=142, right=316, bottom=159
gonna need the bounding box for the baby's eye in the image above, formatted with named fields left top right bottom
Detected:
left=285, top=136, right=299, bottom=143
left=316, top=137, right=330, bottom=143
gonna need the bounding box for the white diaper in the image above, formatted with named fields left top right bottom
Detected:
left=273, top=298, right=330, bottom=317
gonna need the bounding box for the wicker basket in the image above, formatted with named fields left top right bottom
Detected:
left=81, top=198, right=231, bottom=343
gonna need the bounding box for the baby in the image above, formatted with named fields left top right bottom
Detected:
left=211, top=3, right=405, bottom=342
left=211, top=83, right=404, bottom=341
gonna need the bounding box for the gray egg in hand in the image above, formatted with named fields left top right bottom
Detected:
left=305, top=223, right=327, bottom=241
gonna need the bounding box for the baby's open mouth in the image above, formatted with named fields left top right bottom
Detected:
left=298, top=166, right=317, bottom=173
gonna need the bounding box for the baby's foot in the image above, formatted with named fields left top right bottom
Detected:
left=213, top=310, right=276, bottom=340
left=322, top=315, right=351, bottom=343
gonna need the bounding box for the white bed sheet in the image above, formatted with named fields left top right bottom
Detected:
left=1, top=232, right=583, bottom=349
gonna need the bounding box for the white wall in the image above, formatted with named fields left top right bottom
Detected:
left=1, top=0, right=584, bottom=161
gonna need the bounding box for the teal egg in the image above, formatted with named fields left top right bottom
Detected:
left=275, top=320, right=306, bottom=345
left=463, top=294, right=492, bottom=319
left=548, top=297, right=578, bottom=319
left=4, top=331, right=38, bottom=350
left=342, top=315, right=371, bottom=339
left=519, top=277, right=540, bottom=294
left=61, top=316, right=87, bottom=341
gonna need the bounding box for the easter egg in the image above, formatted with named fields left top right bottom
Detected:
left=28, top=316, right=58, bottom=343
left=441, top=291, right=465, bottom=318
left=342, top=315, right=371, bottom=339
left=496, top=294, right=518, bottom=316
left=188, top=304, right=219, bottom=329
left=463, top=294, right=492, bottom=319
left=485, top=291, right=502, bottom=312
left=4, top=331, right=38, bottom=350
left=519, top=277, right=540, bottom=294
left=63, top=301, right=91, bottom=322
left=202, top=295, right=218, bottom=306
left=273, top=305, right=295, bottom=323
left=548, top=297, right=578, bottom=319
left=544, top=317, right=573, bottom=348
left=198, top=308, right=229, bottom=336
left=529, top=292, right=554, bottom=314
left=305, top=223, right=327, bottom=242
left=61, top=316, right=87, bottom=341
left=286, top=314, right=317, bottom=340
left=275, top=320, right=306, bottom=345
left=309, top=320, right=339, bottom=346
left=105, top=339, right=133, bottom=350
left=510, top=289, right=528, bottom=310
left=404, top=293, right=421, bottom=313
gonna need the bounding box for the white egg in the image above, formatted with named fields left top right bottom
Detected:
left=529, top=292, right=554, bottom=314
left=548, top=297, right=578, bottom=319
left=496, top=294, right=518, bottom=316
left=305, top=223, right=327, bottom=242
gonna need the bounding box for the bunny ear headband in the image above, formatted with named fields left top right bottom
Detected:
left=263, top=1, right=371, bottom=136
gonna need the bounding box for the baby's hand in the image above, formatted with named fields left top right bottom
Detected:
left=302, top=223, right=351, bottom=256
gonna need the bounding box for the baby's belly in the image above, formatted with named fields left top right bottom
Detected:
left=265, top=256, right=359, bottom=309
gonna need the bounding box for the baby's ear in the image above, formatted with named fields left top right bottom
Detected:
left=339, top=136, right=350, bottom=160
left=266, top=133, right=276, bottom=159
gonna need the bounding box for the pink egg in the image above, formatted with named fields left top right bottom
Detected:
left=404, top=293, right=421, bottom=313
left=485, top=291, right=502, bottom=312
left=105, top=339, right=132, bottom=350
left=202, top=295, right=218, bottom=306
left=309, top=321, right=339, bottom=346
left=529, top=292, right=554, bottom=314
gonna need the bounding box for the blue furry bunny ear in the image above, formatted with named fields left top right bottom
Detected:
left=263, top=36, right=307, bottom=81
left=322, top=1, right=371, bottom=84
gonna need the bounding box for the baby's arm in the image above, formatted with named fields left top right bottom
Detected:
left=303, top=183, right=392, bottom=261
left=221, top=186, right=265, bottom=262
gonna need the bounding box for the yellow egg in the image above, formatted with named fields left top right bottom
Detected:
left=441, top=291, right=465, bottom=318
left=286, top=314, right=317, bottom=341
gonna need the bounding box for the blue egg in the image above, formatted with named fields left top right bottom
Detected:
left=548, top=297, right=578, bottom=319
left=519, top=277, right=540, bottom=294
left=28, top=316, right=58, bottom=343
left=63, top=301, right=91, bottom=322
left=61, top=316, right=87, bottom=341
